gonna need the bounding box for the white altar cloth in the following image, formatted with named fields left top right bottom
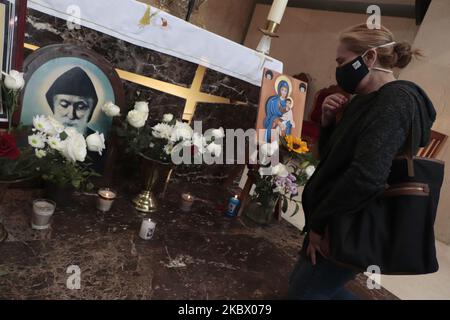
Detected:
left=28, top=0, right=283, bottom=86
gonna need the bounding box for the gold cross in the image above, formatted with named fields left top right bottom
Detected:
left=24, top=43, right=239, bottom=122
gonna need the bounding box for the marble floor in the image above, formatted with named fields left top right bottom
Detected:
left=0, top=182, right=396, bottom=300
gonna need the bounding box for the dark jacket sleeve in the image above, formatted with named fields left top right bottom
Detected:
left=308, top=89, right=415, bottom=235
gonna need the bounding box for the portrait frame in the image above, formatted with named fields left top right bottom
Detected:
left=0, top=0, right=27, bottom=128
left=19, top=44, right=125, bottom=135
left=256, top=68, right=307, bottom=144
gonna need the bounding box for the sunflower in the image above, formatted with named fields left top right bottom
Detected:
left=285, top=135, right=309, bottom=154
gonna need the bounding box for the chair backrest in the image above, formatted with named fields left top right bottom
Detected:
left=309, top=85, right=350, bottom=124
left=417, top=130, right=448, bottom=159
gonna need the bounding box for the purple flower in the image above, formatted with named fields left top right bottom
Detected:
left=287, top=173, right=297, bottom=182
left=289, top=185, right=298, bottom=196
left=275, top=177, right=286, bottom=188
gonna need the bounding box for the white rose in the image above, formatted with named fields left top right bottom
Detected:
left=171, top=121, right=193, bottom=142
left=260, top=140, right=279, bottom=156
left=102, top=101, right=121, bottom=117
left=86, top=132, right=106, bottom=156
left=272, top=163, right=289, bottom=178
left=163, top=113, right=174, bottom=123
left=127, top=110, right=147, bottom=128
left=206, top=142, right=222, bottom=157
left=35, top=149, right=47, bottom=159
left=47, top=116, right=65, bottom=136
left=259, top=141, right=279, bottom=165
left=152, top=123, right=173, bottom=140
left=28, top=133, right=45, bottom=149
left=192, top=133, right=207, bottom=154
left=3, top=70, right=25, bottom=90
left=64, top=127, right=79, bottom=137
left=134, top=101, right=149, bottom=115
left=211, top=127, right=225, bottom=140
left=61, top=132, right=87, bottom=163
left=305, top=165, right=316, bottom=178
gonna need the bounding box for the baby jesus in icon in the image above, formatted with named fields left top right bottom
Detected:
left=278, top=97, right=296, bottom=137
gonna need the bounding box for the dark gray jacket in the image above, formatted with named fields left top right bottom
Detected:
left=302, top=80, right=436, bottom=239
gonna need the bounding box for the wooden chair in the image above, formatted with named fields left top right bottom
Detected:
left=417, top=130, right=448, bottom=158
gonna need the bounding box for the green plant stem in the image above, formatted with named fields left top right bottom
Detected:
left=7, top=90, right=18, bottom=133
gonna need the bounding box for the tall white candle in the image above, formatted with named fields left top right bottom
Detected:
left=267, top=0, right=289, bottom=24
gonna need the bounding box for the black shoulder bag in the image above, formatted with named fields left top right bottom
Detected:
left=327, top=104, right=445, bottom=275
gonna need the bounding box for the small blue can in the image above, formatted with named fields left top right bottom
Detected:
left=226, top=195, right=240, bottom=217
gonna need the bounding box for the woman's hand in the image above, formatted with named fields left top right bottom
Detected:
left=321, top=93, right=348, bottom=126
left=306, top=231, right=325, bottom=266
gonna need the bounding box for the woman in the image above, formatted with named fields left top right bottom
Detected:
left=264, top=80, right=290, bottom=142
left=288, top=24, right=436, bottom=300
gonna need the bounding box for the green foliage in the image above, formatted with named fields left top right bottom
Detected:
left=0, top=146, right=39, bottom=181
left=116, top=117, right=177, bottom=163
left=39, top=150, right=100, bottom=190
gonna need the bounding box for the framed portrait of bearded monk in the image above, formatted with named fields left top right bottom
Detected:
left=19, top=44, right=124, bottom=138
left=257, top=68, right=307, bottom=143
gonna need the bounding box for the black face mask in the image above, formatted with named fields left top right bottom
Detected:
left=335, top=55, right=369, bottom=94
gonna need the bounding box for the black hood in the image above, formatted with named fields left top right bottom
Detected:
left=395, top=80, right=437, bottom=147
left=46, top=67, right=98, bottom=111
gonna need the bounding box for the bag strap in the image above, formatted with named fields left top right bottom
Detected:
left=403, top=88, right=417, bottom=178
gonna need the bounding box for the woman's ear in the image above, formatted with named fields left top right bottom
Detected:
left=363, top=49, right=377, bottom=68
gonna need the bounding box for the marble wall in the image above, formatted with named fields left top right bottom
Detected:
left=25, top=8, right=260, bottom=182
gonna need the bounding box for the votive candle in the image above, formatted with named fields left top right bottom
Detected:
left=139, top=218, right=156, bottom=240
left=97, top=188, right=117, bottom=212
left=225, top=195, right=240, bottom=217
left=180, top=193, right=194, bottom=212
left=32, top=199, right=56, bottom=230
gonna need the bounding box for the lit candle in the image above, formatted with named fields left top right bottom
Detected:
left=180, top=193, right=194, bottom=212
left=225, top=195, right=241, bottom=217
left=96, top=188, right=117, bottom=212
left=267, top=0, right=289, bottom=24
left=32, top=199, right=56, bottom=230
left=139, top=218, right=156, bottom=240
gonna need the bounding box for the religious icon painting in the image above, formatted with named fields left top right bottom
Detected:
left=19, top=44, right=125, bottom=175
left=20, top=44, right=124, bottom=138
left=256, top=68, right=307, bottom=143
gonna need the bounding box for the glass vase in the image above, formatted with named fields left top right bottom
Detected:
left=243, top=195, right=279, bottom=225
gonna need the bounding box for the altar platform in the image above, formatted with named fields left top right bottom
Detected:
left=0, top=180, right=397, bottom=300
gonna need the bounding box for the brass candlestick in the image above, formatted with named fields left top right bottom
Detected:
left=133, top=154, right=174, bottom=213
left=256, top=20, right=280, bottom=55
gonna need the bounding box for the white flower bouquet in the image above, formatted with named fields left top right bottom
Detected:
left=28, top=115, right=104, bottom=190
left=114, top=101, right=223, bottom=163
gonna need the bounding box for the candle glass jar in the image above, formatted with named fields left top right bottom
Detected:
left=97, top=188, right=117, bottom=212
left=31, top=199, right=56, bottom=230
left=180, top=193, right=194, bottom=212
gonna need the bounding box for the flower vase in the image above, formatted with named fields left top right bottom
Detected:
left=243, top=196, right=280, bottom=225
left=132, top=154, right=174, bottom=213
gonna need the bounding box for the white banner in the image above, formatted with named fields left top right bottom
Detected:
left=28, top=0, right=283, bottom=87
